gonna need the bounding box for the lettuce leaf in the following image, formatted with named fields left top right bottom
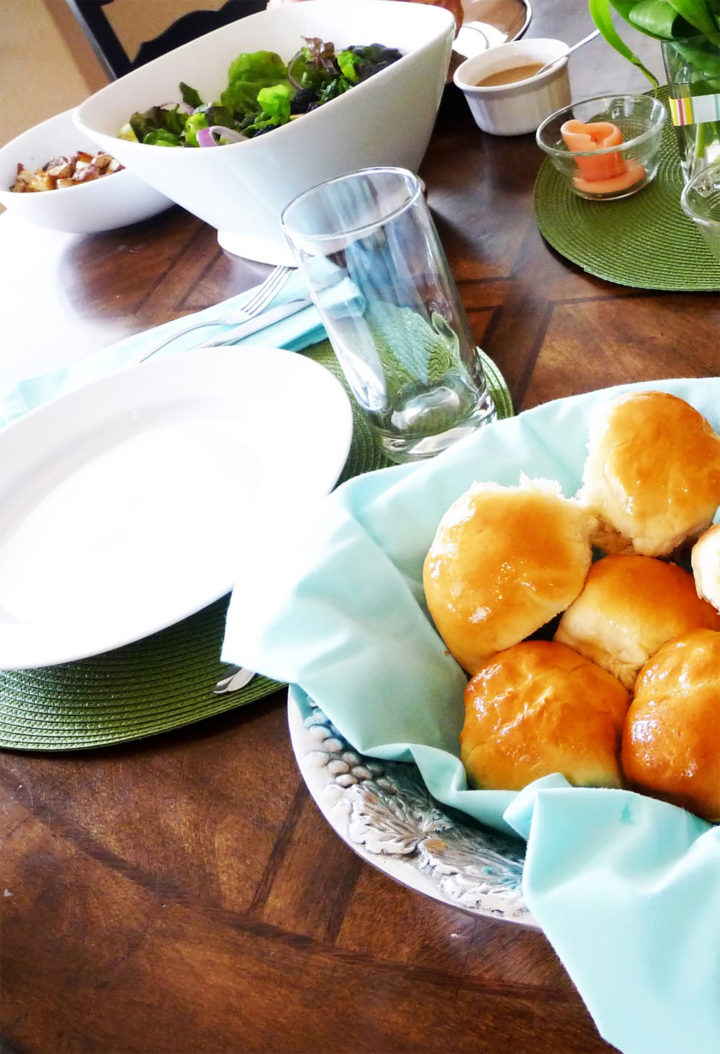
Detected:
left=123, top=40, right=401, bottom=147
left=219, top=50, right=290, bottom=114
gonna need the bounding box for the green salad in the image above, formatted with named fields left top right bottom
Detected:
left=121, top=37, right=403, bottom=147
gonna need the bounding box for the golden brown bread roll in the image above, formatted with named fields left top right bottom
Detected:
left=460, top=640, right=631, bottom=790
left=423, top=478, right=593, bottom=674
left=692, top=523, right=720, bottom=613
left=554, top=554, right=720, bottom=689
left=622, top=628, right=720, bottom=822
left=578, top=390, right=720, bottom=556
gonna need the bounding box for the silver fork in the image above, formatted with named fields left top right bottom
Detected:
left=134, top=264, right=293, bottom=364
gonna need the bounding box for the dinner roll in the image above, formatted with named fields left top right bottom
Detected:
left=578, top=390, right=720, bottom=556
left=460, top=640, right=630, bottom=790
left=622, top=629, right=720, bottom=821
left=423, top=478, right=593, bottom=674
left=692, top=523, right=720, bottom=613
left=554, top=554, right=720, bottom=689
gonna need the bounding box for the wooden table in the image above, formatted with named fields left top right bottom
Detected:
left=1, top=4, right=717, bottom=1052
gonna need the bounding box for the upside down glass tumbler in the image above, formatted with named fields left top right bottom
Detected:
left=281, top=166, right=497, bottom=464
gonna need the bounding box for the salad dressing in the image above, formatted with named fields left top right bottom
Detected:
left=473, top=62, right=545, bottom=87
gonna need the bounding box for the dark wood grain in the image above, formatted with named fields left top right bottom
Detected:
left=1, top=3, right=716, bottom=1052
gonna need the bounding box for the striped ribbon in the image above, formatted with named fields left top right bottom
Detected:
left=669, top=93, right=720, bottom=126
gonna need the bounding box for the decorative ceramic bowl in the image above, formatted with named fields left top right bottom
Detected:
left=73, top=0, right=455, bottom=265
left=453, top=38, right=571, bottom=136
left=536, top=93, right=667, bottom=201
left=681, top=158, right=720, bottom=263
left=0, top=108, right=171, bottom=234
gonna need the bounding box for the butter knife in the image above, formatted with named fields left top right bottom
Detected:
left=198, top=297, right=312, bottom=347
left=214, top=667, right=256, bottom=694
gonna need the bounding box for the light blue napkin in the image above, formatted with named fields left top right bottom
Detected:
left=222, top=376, right=720, bottom=1054
left=506, top=778, right=720, bottom=1054
left=0, top=269, right=324, bottom=428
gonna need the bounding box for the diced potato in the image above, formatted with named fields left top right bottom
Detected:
left=10, top=149, right=124, bottom=192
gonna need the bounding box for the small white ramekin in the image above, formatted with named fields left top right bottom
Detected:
left=453, top=38, right=571, bottom=137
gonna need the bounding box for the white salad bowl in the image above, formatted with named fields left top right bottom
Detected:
left=0, top=108, right=172, bottom=234
left=73, top=0, right=455, bottom=265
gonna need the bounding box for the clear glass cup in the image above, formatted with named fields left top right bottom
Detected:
left=681, top=158, right=720, bottom=264
left=280, top=167, right=497, bottom=464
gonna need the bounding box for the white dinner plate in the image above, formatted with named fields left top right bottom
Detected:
left=0, top=346, right=352, bottom=670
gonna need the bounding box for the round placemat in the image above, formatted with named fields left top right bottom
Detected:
left=534, top=87, right=720, bottom=291
left=0, top=342, right=512, bottom=752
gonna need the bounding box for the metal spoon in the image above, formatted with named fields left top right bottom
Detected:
left=535, top=28, right=601, bottom=77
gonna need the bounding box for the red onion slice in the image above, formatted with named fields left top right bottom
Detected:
left=196, top=125, right=247, bottom=147
left=208, top=125, right=247, bottom=143
left=196, top=127, right=219, bottom=148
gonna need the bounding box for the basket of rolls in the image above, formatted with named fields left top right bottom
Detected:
left=223, top=378, right=720, bottom=1054
left=225, top=380, right=720, bottom=828
left=424, top=389, right=720, bottom=822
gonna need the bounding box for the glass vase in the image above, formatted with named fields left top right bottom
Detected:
left=662, top=36, right=720, bottom=183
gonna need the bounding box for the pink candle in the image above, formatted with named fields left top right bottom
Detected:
left=560, top=119, right=645, bottom=194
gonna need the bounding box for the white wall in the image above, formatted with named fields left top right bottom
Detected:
left=1, top=0, right=100, bottom=145
left=0, top=0, right=209, bottom=147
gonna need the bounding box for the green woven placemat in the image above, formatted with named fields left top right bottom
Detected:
left=0, top=342, right=512, bottom=752
left=534, top=85, right=720, bottom=291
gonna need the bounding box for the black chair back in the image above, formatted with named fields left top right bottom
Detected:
left=65, top=0, right=268, bottom=80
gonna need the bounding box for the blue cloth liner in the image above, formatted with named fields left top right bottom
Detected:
left=221, top=376, right=720, bottom=1054
left=0, top=269, right=324, bottom=428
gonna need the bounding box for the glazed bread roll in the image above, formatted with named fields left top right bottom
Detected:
left=579, top=390, right=720, bottom=556
left=460, top=640, right=630, bottom=790
left=692, top=523, right=720, bottom=613
left=554, top=554, right=720, bottom=689
left=622, top=629, right=720, bottom=822
left=423, top=478, right=593, bottom=674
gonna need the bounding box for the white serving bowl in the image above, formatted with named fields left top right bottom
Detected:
left=73, top=0, right=455, bottom=265
left=453, top=38, right=571, bottom=136
left=0, top=108, right=172, bottom=234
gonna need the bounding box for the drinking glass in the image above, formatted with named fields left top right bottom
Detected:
left=281, top=167, right=497, bottom=464
left=681, top=158, right=720, bottom=264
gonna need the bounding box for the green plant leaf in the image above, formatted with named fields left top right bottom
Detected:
left=628, top=0, right=691, bottom=36
left=664, top=35, right=720, bottom=79
left=666, top=0, right=719, bottom=35
left=588, top=0, right=661, bottom=86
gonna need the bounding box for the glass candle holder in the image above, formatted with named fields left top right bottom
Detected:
left=536, top=94, right=666, bottom=201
